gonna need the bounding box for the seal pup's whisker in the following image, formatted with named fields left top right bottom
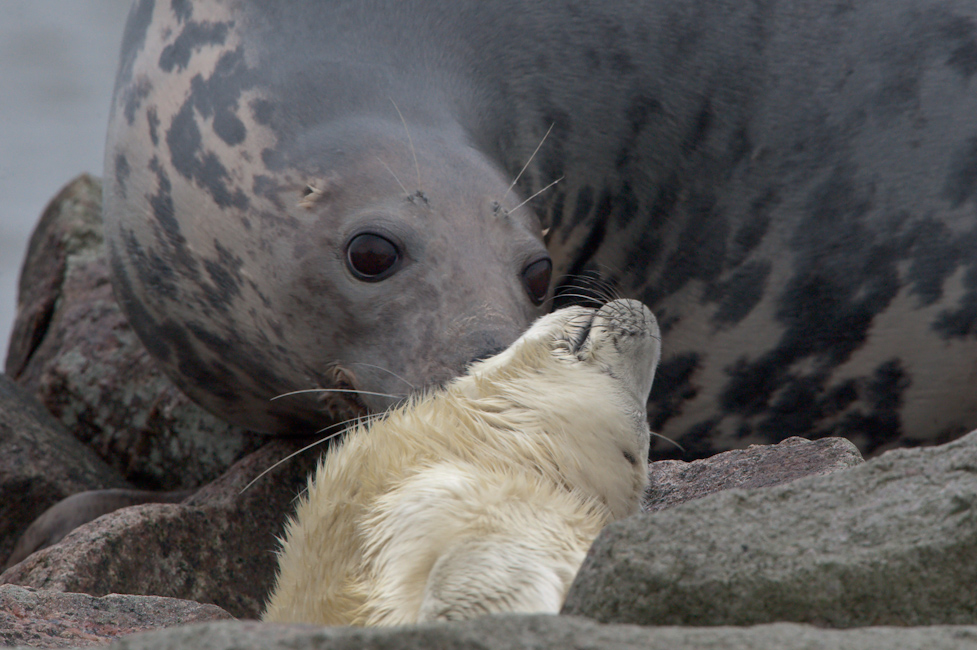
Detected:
left=594, top=261, right=624, bottom=278
left=271, top=388, right=404, bottom=401
left=651, top=430, right=684, bottom=452
left=349, top=362, right=416, bottom=389
left=553, top=272, right=623, bottom=309
left=501, top=122, right=555, bottom=205
left=546, top=291, right=607, bottom=307
left=509, top=176, right=565, bottom=214
left=388, top=98, right=422, bottom=192
left=559, top=280, right=618, bottom=305
left=562, top=271, right=621, bottom=298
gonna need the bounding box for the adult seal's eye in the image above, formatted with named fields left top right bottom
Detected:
left=346, top=233, right=401, bottom=281
left=523, top=258, right=552, bottom=305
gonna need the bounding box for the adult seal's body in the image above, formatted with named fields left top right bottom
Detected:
left=263, top=300, right=660, bottom=625
left=105, top=0, right=977, bottom=457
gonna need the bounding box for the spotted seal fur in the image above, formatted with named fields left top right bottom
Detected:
left=105, top=0, right=977, bottom=457
left=262, top=299, right=660, bottom=625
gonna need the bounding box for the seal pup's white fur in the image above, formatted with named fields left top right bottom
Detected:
left=262, top=299, right=661, bottom=625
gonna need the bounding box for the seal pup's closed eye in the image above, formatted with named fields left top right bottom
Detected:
left=262, top=298, right=660, bottom=626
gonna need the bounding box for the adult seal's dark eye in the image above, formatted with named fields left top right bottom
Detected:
left=346, top=233, right=400, bottom=281
left=523, top=258, right=552, bottom=305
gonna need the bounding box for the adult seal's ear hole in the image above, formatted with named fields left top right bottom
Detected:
left=345, top=233, right=402, bottom=281
left=523, top=258, right=552, bottom=305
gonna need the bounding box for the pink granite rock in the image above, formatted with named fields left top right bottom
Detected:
left=644, top=436, right=864, bottom=512
left=0, top=373, right=129, bottom=568
left=1, top=439, right=320, bottom=619
left=0, top=584, right=231, bottom=648
left=5, top=174, right=264, bottom=490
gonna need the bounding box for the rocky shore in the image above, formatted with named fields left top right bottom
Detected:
left=2, top=177, right=975, bottom=649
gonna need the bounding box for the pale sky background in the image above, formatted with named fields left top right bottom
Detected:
left=0, top=3, right=130, bottom=363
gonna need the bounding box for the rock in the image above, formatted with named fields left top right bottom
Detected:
left=0, top=373, right=129, bottom=568
left=1, top=439, right=319, bottom=619
left=563, top=430, right=977, bottom=627
left=4, top=489, right=195, bottom=572
left=0, top=584, right=231, bottom=649
left=644, top=436, right=864, bottom=511
left=4, top=174, right=264, bottom=490
left=29, top=617, right=977, bottom=650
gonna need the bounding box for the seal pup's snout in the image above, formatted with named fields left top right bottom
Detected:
left=574, top=299, right=661, bottom=406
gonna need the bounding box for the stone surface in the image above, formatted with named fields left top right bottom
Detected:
left=26, top=617, right=977, bottom=650
left=5, top=489, right=195, bottom=572
left=0, top=373, right=129, bottom=569
left=563, top=430, right=977, bottom=627
left=0, top=584, right=231, bottom=649
left=643, top=436, right=864, bottom=511
left=4, top=174, right=264, bottom=490
left=1, top=438, right=320, bottom=619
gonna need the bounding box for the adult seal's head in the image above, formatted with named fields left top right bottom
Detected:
left=103, top=2, right=551, bottom=433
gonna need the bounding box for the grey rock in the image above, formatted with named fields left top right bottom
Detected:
left=0, top=584, right=231, bottom=649
left=0, top=373, right=129, bottom=568
left=563, top=430, right=977, bottom=627
left=36, top=617, right=977, bottom=650
left=4, top=174, right=264, bottom=490
left=1, top=439, right=319, bottom=619
left=644, top=436, right=865, bottom=511
left=4, top=489, right=194, bottom=572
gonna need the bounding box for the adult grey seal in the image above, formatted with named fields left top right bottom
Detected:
left=105, top=0, right=977, bottom=458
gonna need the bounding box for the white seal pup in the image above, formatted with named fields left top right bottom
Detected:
left=262, top=299, right=660, bottom=625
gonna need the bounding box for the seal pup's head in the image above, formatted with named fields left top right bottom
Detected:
left=446, top=298, right=661, bottom=518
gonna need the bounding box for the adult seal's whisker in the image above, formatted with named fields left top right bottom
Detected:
left=501, top=122, right=555, bottom=206
left=376, top=157, right=411, bottom=198
left=270, top=389, right=404, bottom=402
left=389, top=97, right=422, bottom=192
left=240, top=411, right=388, bottom=494
left=348, top=362, right=417, bottom=389
left=508, top=176, right=564, bottom=214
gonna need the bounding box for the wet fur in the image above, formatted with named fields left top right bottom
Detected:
left=262, top=300, right=660, bottom=625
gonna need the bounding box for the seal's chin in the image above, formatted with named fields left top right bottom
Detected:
left=465, top=345, right=509, bottom=368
